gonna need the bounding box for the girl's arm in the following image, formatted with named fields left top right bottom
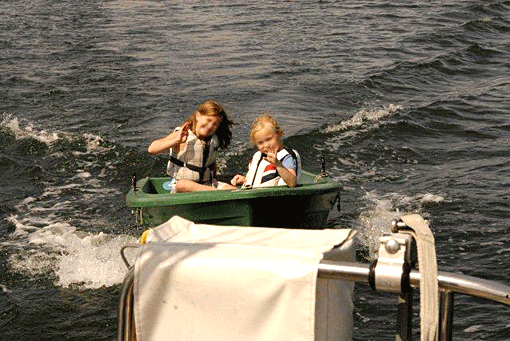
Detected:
left=265, top=150, right=297, bottom=187
left=274, top=161, right=297, bottom=187
left=147, top=122, right=191, bottom=155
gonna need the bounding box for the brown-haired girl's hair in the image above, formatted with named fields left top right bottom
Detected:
left=186, top=100, right=233, bottom=149
left=249, top=114, right=283, bottom=145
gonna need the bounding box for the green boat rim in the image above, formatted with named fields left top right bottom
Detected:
left=126, top=171, right=342, bottom=208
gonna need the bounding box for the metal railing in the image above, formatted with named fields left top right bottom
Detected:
left=117, top=259, right=510, bottom=341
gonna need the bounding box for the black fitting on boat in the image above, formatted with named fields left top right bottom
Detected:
left=314, top=154, right=329, bottom=183
left=401, top=261, right=412, bottom=293
left=320, top=154, right=327, bottom=176
left=368, top=260, right=377, bottom=291
left=131, top=172, right=137, bottom=191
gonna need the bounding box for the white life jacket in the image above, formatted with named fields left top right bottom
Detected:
left=166, top=129, right=218, bottom=183
left=243, top=148, right=301, bottom=188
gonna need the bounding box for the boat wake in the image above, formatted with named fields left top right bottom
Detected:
left=324, top=104, right=402, bottom=134
left=0, top=114, right=445, bottom=290
left=0, top=115, right=140, bottom=289
left=356, top=190, right=444, bottom=259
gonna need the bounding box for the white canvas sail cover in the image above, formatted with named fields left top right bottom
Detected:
left=134, top=216, right=356, bottom=341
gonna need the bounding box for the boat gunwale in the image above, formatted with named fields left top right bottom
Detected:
left=126, top=172, right=342, bottom=207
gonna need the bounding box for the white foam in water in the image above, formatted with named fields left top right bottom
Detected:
left=1, top=115, right=59, bottom=145
left=55, top=232, right=139, bottom=289
left=73, top=133, right=113, bottom=155
left=321, top=104, right=403, bottom=165
left=1, top=116, right=140, bottom=289
left=6, top=215, right=139, bottom=289
left=356, top=190, right=443, bottom=259
left=1, top=114, right=111, bottom=154
left=324, top=104, right=402, bottom=134
left=357, top=191, right=403, bottom=259
left=420, top=193, right=444, bottom=204
left=463, top=325, right=483, bottom=333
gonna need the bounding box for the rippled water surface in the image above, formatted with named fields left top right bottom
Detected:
left=1, top=0, right=510, bottom=340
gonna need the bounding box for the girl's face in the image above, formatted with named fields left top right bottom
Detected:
left=252, top=123, right=282, bottom=154
left=194, top=112, right=221, bottom=139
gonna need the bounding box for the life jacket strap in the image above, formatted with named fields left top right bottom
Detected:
left=169, top=155, right=216, bottom=182
left=284, top=148, right=299, bottom=176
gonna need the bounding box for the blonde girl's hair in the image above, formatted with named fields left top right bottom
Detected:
left=186, top=100, right=233, bottom=149
left=249, top=114, right=283, bottom=145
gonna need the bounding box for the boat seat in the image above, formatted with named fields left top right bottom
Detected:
left=144, top=178, right=171, bottom=194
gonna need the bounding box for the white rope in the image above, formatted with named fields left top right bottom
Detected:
left=400, top=214, right=439, bottom=341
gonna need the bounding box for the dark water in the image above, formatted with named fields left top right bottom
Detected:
left=1, top=0, right=510, bottom=340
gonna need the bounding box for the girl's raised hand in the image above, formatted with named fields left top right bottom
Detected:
left=264, top=148, right=280, bottom=166
left=178, top=121, right=192, bottom=143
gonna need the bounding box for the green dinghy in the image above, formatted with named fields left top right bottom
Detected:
left=126, top=170, right=341, bottom=229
